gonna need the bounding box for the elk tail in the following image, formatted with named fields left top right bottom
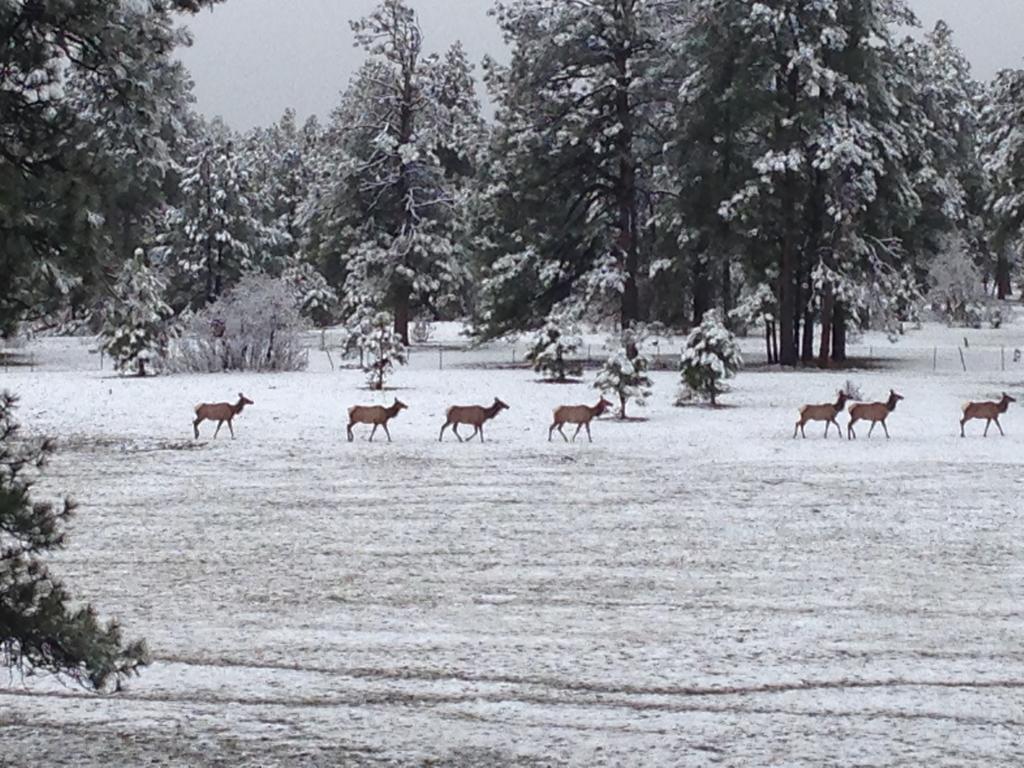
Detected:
left=193, top=403, right=203, bottom=414
left=960, top=401, right=970, bottom=413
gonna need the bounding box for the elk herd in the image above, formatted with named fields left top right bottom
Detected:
left=192, top=388, right=1017, bottom=442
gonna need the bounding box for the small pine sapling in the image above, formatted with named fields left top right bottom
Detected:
left=595, top=326, right=654, bottom=419
left=526, top=323, right=583, bottom=382
left=346, top=310, right=408, bottom=390
left=678, top=311, right=742, bottom=406
left=100, top=249, right=174, bottom=376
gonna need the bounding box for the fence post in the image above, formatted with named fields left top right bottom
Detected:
left=320, top=329, right=326, bottom=351
left=1001, top=347, right=1006, bottom=372
left=587, top=345, right=592, bottom=363
left=99, top=349, right=104, bottom=370
left=439, top=347, right=443, bottom=371
left=932, top=347, right=937, bottom=372
left=512, top=346, right=516, bottom=365
left=958, top=347, right=967, bottom=373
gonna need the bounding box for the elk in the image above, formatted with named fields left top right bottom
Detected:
left=549, top=397, right=613, bottom=443
left=960, top=392, right=1016, bottom=437
left=439, top=397, right=509, bottom=442
left=347, top=399, right=407, bottom=442
left=193, top=393, right=253, bottom=439
left=794, top=389, right=850, bottom=439
left=847, top=390, right=903, bottom=440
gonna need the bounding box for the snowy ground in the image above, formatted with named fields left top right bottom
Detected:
left=2, top=324, right=1024, bottom=766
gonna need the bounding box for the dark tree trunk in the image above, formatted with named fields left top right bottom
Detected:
left=692, top=254, right=711, bottom=325
left=614, top=37, right=640, bottom=331
left=801, top=308, right=815, bottom=363
left=818, top=289, right=833, bottom=367
left=393, top=285, right=411, bottom=346
left=831, top=303, right=847, bottom=363
left=721, top=257, right=732, bottom=318
left=997, top=252, right=1012, bottom=300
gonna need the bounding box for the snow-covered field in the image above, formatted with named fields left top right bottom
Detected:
left=2, top=325, right=1024, bottom=766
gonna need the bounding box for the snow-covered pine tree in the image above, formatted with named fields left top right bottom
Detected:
left=305, top=0, right=484, bottom=344
left=678, top=311, right=741, bottom=406
left=477, top=0, right=679, bottom=338
left=0, top=392, right=148, bottom=690
left=157, top=124, right=281, bottom=310
left=663, top=0, right=756, bottom=325
left=345, top=309, right=409, bottom=390
left=594, top=326, right=653, bottom=419
left=101, top=249, right=174, bottom=376
left=728, top=283, right=778, bottom=364
left=0, top=0, right=216, bottom=334
left=525, top=323, right=583, bottom=382
left=981, top=68, right=1024, bottom=297
left=892, top=23, right=988, bottom=297
left=714, top=0, right=916, bottom=366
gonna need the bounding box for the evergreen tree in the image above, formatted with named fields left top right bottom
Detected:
left=981, top=68, right=1024, bottom=295
left=678, top=311, right=741, bottom=406
left=594, top=327, right=653, bottom=419
left=156, top=125, right=279, bottom=310
left=345, top=310, right=409, bottom=390
left=0, top=0, right=219, bottom=335
left=101, top=250, right=175, bottom=376
left=477, top=0, right=679, bottom=337
left=526, top=323, right=583, bottom=382
left=306, top=0, right=484, bottom=343
left=0, top=393, right=148, bottom=690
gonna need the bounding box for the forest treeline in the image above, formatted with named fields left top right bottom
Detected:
left=3, top=0, right=1024, bottom=370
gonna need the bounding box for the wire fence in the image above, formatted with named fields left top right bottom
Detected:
left=5, top=332, right=1024, bottom=376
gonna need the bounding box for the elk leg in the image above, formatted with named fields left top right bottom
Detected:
left=960, top=418, right=966, bottom=438
left=867, top=421, right=876, bottom=438
left=823, top=421, right=829, bottom=439
left=369, top=424, right=378, bottom=442
left=478, top=425, right=485, bottom=443
left=193, top=418, right=202, bottom=439
left=995, top=417, right=1005, bottom=436
left=213, top=421, right=222, bottom=439
left=468, top=425, right=479, bottom=441
left=793, top=420, right=801, bottom=439
left=439, top=423, right=448, bottom=442
left=383, top=423, right=392, bottom=443
left=585, top=422, right=593, bottom=443
left=452, top=424, right=464, bottom=442
left=881, top=420, right=890, bottom=439
left=227, top=419, right=235, bottom=439
left=347, top=423, right=355, bottom=442
left=847, top=419, right=856, bottom=440
left=984, top=419, right=991, bottom=437
left=572, top=423, right=583, bottom=442
left=830, top=418, right=841, bottom=438
left=557, top=424, right=568, bottom=442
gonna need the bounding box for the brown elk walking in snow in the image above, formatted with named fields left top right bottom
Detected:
left=847, top=390, right=903, bottom=440
left=793, top=390, right=851, bottom=439
left=193, top=393, right=253, bottom=439
left=439, top=397, right=509, bottom=442
left=347, top=399, right=407, bottom=442
left=548, top=397, right=613, bottom=443
left=960, top=392, right=1016, bottom=437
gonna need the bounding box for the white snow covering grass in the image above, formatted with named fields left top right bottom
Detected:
left=2, top=327, right=1024, bottom=766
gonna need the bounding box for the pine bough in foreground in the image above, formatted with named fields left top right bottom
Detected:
left=678, top=312, right=742, bottom=406
left=0, top=393, right=147, bottom=691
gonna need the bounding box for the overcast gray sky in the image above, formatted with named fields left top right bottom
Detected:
left=177, top=0, right=1024, bottom=131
